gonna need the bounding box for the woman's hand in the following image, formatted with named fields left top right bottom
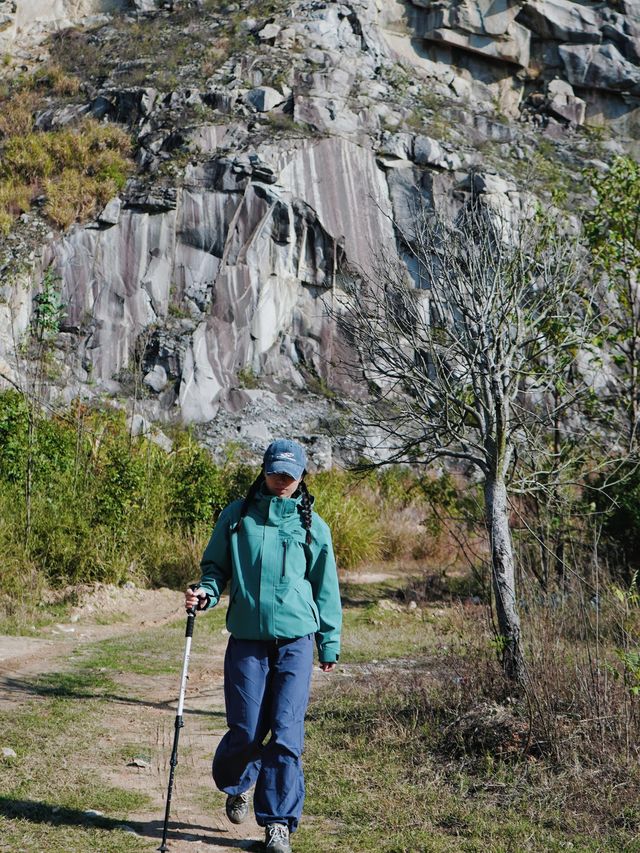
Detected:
left=319, top=662, right=336, bottom=672
left=185, top=586, right=206, bottom=611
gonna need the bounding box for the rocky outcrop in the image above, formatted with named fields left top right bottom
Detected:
left=0, top=0, right=128, bottom=60
left=34, top=134, right=396, bottom=424
left=381, top=0, right=640, bottom=135
left=0, top=0, right=638, bottom=452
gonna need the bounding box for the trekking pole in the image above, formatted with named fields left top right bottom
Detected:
left=158, top=586, right=199, bottom=852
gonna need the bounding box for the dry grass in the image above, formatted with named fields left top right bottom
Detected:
left=0, top=97, right=133, bottom=233
left=29, top=64, right=82, bottom=97
left=298, top=584, right=640, bottom=852
left=0, top=91, right=40, bottom=136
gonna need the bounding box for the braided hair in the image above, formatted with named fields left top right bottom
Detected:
left=297, top=479, right=313, bottom=545
left=233, top=469, right=314, bottom=544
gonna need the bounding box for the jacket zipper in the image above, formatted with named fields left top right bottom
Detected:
left=282, top=540, right=287, bottom=580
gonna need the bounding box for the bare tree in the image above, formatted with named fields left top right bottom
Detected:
left=334, top=202, right=595, bottom=683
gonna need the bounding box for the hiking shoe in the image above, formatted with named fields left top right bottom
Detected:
left=225, top=791, right=250, bottom=824
left=265, top=823, right=292, bottom=853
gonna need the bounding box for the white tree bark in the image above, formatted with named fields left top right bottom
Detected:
left=484, top=473, right=525, bottom=682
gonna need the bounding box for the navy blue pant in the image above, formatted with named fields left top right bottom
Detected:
left=212, top=634, right=314, bottom=832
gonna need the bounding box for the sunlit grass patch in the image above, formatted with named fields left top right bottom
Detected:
left=0, top=692, right=151, bottom=819
left=0, top=75, right=133, bottom=235
left=298, top=670, right=640, bottom=853
left=340, top=600, right=441, bottom=663
left=0, top=813, right=151, bottom=853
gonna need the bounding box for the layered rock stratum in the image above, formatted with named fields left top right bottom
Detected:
left=0, top=0, right=638, bottom=460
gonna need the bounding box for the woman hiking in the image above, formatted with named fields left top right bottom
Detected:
left=185, top=438, right=342, bottom=853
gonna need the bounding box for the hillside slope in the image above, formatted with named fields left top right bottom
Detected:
left=0, top=0, right=638, bottom=456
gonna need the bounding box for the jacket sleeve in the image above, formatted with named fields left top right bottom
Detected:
left=307, top=519, right=342, bottom=663
left=198, top=505, right=233, bottom=608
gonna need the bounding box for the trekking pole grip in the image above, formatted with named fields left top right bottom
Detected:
left=186, top=583, right=200, bottom=632
left=185, top=608, right=196, bottom=636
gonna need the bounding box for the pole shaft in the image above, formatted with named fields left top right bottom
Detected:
left=176, top=635, right=192, bottom=717
left=158, top=608, right=196, bottom=851
left=158, top=716, right=183, bottom=852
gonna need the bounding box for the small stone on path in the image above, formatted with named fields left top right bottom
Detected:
left=115, top=824, right=139, bottom=834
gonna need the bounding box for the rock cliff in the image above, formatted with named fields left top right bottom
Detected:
left=0, top=0, right=638, bottom=459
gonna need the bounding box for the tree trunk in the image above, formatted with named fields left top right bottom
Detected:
left=484, top=474, right=526, bottom=685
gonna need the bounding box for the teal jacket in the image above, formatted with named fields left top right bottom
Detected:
left=198, top=489, right=342, bottom=663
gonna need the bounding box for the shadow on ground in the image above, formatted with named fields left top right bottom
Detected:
left=0, top=675, right=225, bottom=716
left=0, top=796, right=262, bottom=849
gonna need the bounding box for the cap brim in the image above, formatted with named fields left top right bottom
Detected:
left=265, top=463, right=304, bottom=480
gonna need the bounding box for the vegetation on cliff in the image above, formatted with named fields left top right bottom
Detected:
left=0, top=71, right=133, bottom=234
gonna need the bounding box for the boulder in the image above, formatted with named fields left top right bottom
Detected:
left=472, top=172, right=513, bottom=195
left=518, top=0, right=599, bottom=42
left=245, top=86, right=286, bottom=112
left=378, top=132, right=414, bottom=160
left=35, top=104, right=91, bottom=130
left=132, top=0, right=157, bottom=11
left=128, top=415, right=173, bottom=451
left=414, top=135, right=448, bottom=168
left=559, top=42, right=640, bottom=95
left=143, top=364, right=168, bottom=392
left=548, top=92, right=586, bottom=125
left=258, top=23, right=280, bottom=42
left=98, top=198, right=122, bottom=227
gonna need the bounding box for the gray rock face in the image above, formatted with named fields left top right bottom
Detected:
left=0, top=0, right=638, bottom=452
left=10, top=134, right=394, bottom=426
left=245, top=86, right=286, bottom=112
left=412, top=0, right=531, bottom=68
left=98, top=198, right=122, bottom=226
left=559, top=43, right=640, bottom=95
left=382, top=0, right=640, bottom=133
left=0, top=0, right=126, bottom=56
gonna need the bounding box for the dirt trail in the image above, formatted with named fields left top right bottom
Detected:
left=0, top=586, right=271, bottom=852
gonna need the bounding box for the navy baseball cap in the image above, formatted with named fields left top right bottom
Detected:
left=263, top=439, right=307, bottom=480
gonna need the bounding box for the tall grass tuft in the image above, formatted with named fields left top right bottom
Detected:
left=309, top=471, right=385, bottom=569
left=0, top=76, right=133, bottom=235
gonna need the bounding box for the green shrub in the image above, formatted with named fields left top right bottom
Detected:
left=309, top=471, right=384, bottom=569
left=0, top=394, right=258, bottom=599
left=169, top=439, right=232, bottom=528
left=0, top=391, right=29, bottom=482
left=168, top=435, right=255, bottom=529
left=0, top=393, right=80, bottom=486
